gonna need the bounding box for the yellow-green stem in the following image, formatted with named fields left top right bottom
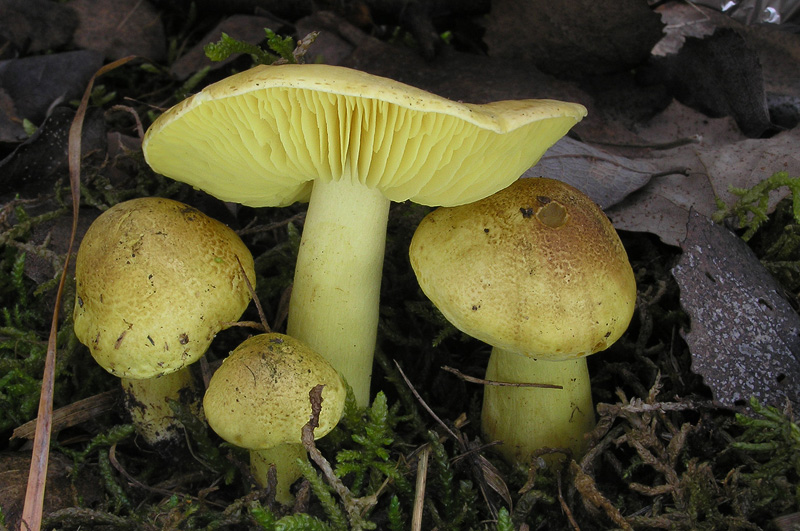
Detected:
left=287, top=177, right=391, bottom=406
left=481, top=347, right=596, bottom=465
left=121, top=367, right=197, bottom=447
left=250, top=443, right=307, bottom=505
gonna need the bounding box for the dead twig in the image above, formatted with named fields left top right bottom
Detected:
left=107, top=104, right=144, bottom=138
left=441, top=365, right=562, bottom=389
left=301, top=385, right=385, bottom=529
left=570, top=460, right=632, bottom=531
left=556, top=471, right=581, bottom=531
left=394, top=360, right=512, bottom=517
left=12, top=390, right=118, bottom=440
left=236, top=255, right=270, bottom=332
left=411, top=445, right=430, bottom=531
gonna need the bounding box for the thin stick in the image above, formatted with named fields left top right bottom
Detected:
left=12, top=390, right=117, bottom=440
left=20, top=56, right=136, bottom=531
left=301, top=385, right=382, bottom=524
left=394, top=361, right=458, bottom=441
left=411, top=445, right=430, bottom=531
left=107, top=444, right=226, bottom=508
left=442, top=365, right=563, bottom=389
left=556, top=470, right=581, bottom=531
left=236, top=255, right=270, bottom=332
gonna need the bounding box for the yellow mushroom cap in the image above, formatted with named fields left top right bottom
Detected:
left=142, top=64, right=586, bottom=208
left=73, top=197, right=255, bottom=379
left=203, top=333, right=346, bottom=450
left=409, top=178, right=637, bottom=360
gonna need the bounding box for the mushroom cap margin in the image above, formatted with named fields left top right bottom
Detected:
left=409, top=177, right=637, bottom=360
left=142, top=64, right=587, bottom=208
left=203, top=333, right=346, bottom=450
left=72, top=197, right=255, bottom=379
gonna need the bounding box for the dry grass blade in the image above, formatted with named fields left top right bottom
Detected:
left=411, top=444, right=430, bottom=531
left=19, top=55, right=137, bottom=531
left=472, top=452, right=513, bottom=511
left=394, top=360, right=510, bottom=517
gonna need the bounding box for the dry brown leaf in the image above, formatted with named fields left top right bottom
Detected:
left=633, top=99, right=746, bottom=146
left=484, top=0, right=663, bottom=78
left=0, top=86, right=23, bottom=142
left=338, top=18, right=591, bottom=107
left=644, top=28, right=775, bottom=138
left=70, top=0, right=166, bottom=61
left=607, top=124, right=800, bottom=246
left=0, top=50, right=104, bottom=127
left=652, top=2, right=722, bottom=57
left=0, top=106, right=106, bottom=198
left=0, top=0, right=78, bottom=54
left=672, top=210, right=800, bottom=409
left=526, top=137, right=654, bottom=209
left=295, top=11, right=362, bottom=66
left=653, top=3, right=800, bottom=129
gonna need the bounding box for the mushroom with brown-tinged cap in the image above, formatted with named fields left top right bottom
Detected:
left=409, top=178, right=636, bottom=464
left=203, top=332, right=346, bottom=504
left=142, top=63, right=587, bottom=406
left=73, top=197, right=255, bottom=448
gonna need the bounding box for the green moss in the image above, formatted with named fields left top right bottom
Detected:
left=204, top=29, right=315, bottom=66
left=729, top=398, right=800, bottom=518
left=713, top=170, right=800, bottom=241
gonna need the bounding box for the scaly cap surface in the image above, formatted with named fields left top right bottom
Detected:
left=73, top=197, right=255, bottom=379
left=203, top=333, right=346, bottom=450
left=409, top=178, right=636, bottom=360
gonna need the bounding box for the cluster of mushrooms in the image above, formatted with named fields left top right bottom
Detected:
left=73, top=64, right=636, bottom=503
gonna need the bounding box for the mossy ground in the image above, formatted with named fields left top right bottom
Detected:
left=1, top=4, right=800, bottom=530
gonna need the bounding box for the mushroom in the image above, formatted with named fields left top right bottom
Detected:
left=409, top=178, right=636, bottom=463
left=141, top=63, right=586, bottom=406
left=203, top=332, right=346, bottom=504
left=73, top=197, right=255, bottom=447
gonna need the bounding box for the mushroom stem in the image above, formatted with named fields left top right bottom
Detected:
left=481, top=347, right=596, bottom=464
left=287, top=177, right=391, bottom=406
left=250, top=442, right=307, bottom=505
left=120, top=367, right=198, bottom=448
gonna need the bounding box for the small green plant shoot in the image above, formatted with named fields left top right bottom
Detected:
left=204, top=29, right=317, bottom=66
left=713, top=171, right=800, bottom=241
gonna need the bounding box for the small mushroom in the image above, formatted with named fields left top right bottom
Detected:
left=409, top=178, right=637, bottom=464
left=203, top=333, right=346, bottom=504
left=142, top=63, right=586, bottom=407
left=73, top=197, right=255, bottom=448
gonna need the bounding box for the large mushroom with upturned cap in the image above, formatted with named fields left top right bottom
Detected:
left=73, top=197, right=255, bottom=447
left=409, top=178, right=637, bottom=464
left=142, top=63, right=587, bottom=406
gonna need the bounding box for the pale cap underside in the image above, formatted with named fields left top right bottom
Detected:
left=143, top=64, right=586, bottom=208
